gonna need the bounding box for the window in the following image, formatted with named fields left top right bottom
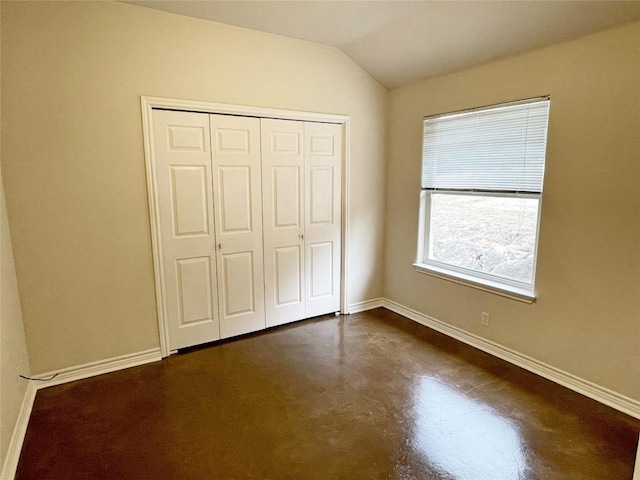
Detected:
left=415, top=97, right=550, bottom=301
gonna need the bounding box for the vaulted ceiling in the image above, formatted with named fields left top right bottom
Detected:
left=124, top=1, right=640, bottom=88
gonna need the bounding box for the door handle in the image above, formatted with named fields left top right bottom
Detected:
left=299, top=234, right=304, bottom=241
left=217, top=243, right=222, bottom=250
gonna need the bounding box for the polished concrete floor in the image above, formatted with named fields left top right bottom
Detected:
left=16, top=308, right=639, bottom=479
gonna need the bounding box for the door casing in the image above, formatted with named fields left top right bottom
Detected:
left=141, top=96, right=351, bottom=357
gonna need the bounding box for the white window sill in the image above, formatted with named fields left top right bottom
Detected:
left=412, top=263, right=536, bottom=304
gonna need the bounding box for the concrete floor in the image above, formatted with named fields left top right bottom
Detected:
left=16, top=308, right=640, bottom=479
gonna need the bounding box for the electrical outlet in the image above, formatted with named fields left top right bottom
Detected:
left=481, top=312, right=490, bottom=327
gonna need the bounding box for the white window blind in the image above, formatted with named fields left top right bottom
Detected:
left=422, top=98, right=550, bottom=193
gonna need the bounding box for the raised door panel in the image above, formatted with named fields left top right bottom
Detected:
left=176, top=257, right=214, bottom=325
left=273, top=166, right=301, bottom=228
left=261, top=119, right=306, bottom=327
left=221, top=252, right=255, bottom=317
left=170, top=166, right=210, bottom=237
left=308, top=242, right=333, bottom=299
left=210, top=114, right=265, bottom=338
left=274, top=246, right=303, bottom=305
left=218, top=166, right=253, bottom=233
left=167, top=125, right=207, bottom=152
left=152, top=110, right=220, bottom=350
left=305, top=122, right=342, bottom=318
left=309, top=166, right=335, bottom=225
left=216, top=128, right=250, bottom=153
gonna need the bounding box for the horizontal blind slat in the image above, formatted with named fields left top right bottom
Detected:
left=422, top=99, right=550, bottom=192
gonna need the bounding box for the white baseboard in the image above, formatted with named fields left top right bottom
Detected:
left=382, top=298, right=640, bottom=420
left=347, top=298, right=384, bottom=314
left=0, top=348, right=161, bottom=480
left=34, top=348, right=162, bottom=389
left=1, top=383, right=36, bottom=480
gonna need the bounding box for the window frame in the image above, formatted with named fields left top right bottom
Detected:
left=415, top=98, right=549, bottom=303
left=415, top=190, right=542, bottom=302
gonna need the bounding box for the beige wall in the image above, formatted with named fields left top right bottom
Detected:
left=1, top=177, right=32, bottom=467
left=384, top=22, right=640, bottom=400
left=1, top=1, right=32, bottom=466
left=3, top=0, right=636, bottom=408
left=1, top=1, right=387, bottom=373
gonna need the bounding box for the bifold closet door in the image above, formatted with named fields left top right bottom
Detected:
left=262, top=119, right=342, bottom=325
left=152, top=110, right=220, bottom=350
left=152, top=110, right=342, bottom=350
left=261, top=119, right=306, bottom=327
left=210, top=114, right=266, bottom=338
left=305, top=122, right=342, bottom=317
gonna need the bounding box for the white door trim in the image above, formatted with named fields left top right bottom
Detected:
left=141, top=96, right=350, bottom=357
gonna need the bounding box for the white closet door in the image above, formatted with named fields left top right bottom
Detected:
left=210, top=114, right=266, bottom=338
left=261, top=119, right=306, bottom=327
left=305, top=122, right=342, bottom=317
left=152, top=110, right=220, bottom=350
